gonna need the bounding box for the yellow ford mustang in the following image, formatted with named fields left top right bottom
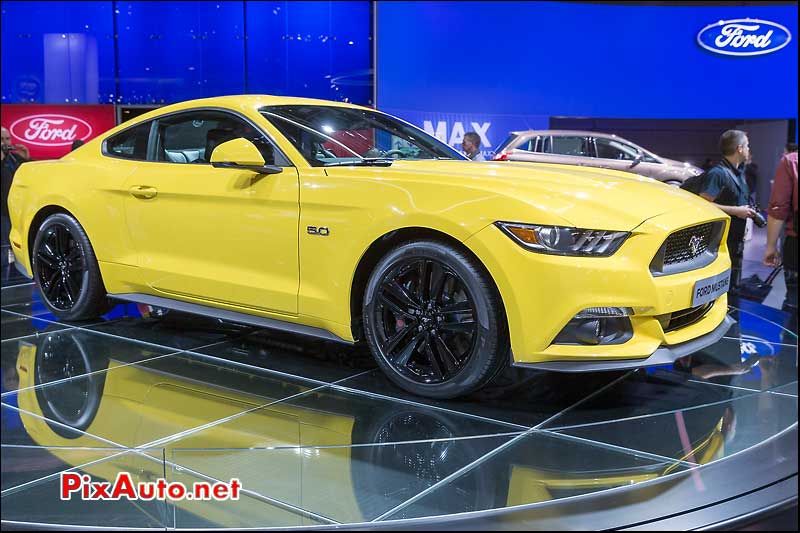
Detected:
left=7, top=95, right=734, bottom=399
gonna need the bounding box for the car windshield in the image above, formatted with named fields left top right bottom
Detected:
left=259, top=105, right=465, bottom=166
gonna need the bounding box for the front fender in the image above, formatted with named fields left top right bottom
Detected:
left=296, top=167, right=568, bottom=334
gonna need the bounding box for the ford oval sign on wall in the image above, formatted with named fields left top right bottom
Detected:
left=9, top=114, right=93, bottom=147
left=698, top=19, right=792, bottom=56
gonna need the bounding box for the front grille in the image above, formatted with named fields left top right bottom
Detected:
left=664, top=222, right=714, bottom=265
left=657, top=302, right=714, bottom=333
left=650, top=221, right=725, bottom=276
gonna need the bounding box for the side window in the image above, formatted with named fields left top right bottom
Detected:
left=266, top=115, right=347, bottom=167
left=155, top=111, right=289, bottom=166
left=514, top=139, right=532, bottom=152
left=105, top=121, right=152, bottom=160
left=594, top=137, right=639, bottom=161
left=539, top=136, right=552, bottom=153
left=551, top=136, right=590, bottom=157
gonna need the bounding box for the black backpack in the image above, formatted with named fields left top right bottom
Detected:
left=680, top=170, right=708, bottom=195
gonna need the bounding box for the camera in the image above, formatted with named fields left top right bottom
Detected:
left=751, top=206, right=767, bottom=228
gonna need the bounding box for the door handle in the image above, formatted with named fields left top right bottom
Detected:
left=129, top=185, right=158, bottom=199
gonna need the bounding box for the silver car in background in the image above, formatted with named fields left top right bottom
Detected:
left=493, top=130, right=703, bottom=185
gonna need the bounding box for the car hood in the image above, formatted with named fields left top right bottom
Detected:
left=661, top=156, right=701, bottom=170
left=382, top=160, right=720, bottom=231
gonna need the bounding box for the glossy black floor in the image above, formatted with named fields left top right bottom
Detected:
left=1, top=246, right=797, bottom=529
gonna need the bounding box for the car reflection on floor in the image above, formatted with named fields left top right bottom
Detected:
left=2, top=326, right=743, bottom=527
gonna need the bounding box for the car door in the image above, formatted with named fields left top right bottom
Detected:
left=121, top=109, right=300, bottom=314
left=592, top=136, right=642, bottom=174
left=536, top=135, right=596, bottom=167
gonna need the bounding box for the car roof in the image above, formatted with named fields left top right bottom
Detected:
left=123, top=94, right=369, bottom=126
left=509, top=130, right=632, bottom=139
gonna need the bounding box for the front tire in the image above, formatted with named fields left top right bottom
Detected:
left=362, top=240, right=509, bottom=399
left=32, top=213, right=110, bottom=321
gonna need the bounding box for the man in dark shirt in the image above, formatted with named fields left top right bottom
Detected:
left=699, top=130, right=756, bottom=290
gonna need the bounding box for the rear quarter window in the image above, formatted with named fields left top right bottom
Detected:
left=105, top=121, right=152, bottom=160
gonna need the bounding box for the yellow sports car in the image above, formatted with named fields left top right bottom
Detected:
left=7, top=95, right=734, bottom=398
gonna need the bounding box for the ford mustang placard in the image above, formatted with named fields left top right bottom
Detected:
left=7, top=95, right=734, bottom=398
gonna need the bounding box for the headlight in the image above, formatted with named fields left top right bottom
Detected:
left=495, top=222, right=629, bottom=256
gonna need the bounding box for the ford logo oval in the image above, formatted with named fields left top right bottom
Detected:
left=698, top=19, right=792, bottom=56
left=9, top=114, right=93, bottom=147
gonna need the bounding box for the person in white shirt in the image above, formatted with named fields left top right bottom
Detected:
left=462, top=132, right=485, bottom=161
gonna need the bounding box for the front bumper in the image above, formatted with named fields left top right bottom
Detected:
left=515, top=313, right=736, bottom=371
left=465, top=209, right=732, bottom=365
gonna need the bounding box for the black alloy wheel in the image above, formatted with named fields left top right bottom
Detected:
left=32, top=213, right=111, bottom=321
left=35, top=223, right=85, bottom=311
left=374, top=258, right=477, bottom=384
left=363, top=241, right=508, bottom=399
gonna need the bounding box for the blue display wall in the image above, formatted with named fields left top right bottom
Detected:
left=376, top=1, right=798, bottom=151
left=0, top=0, right=372, bottom=106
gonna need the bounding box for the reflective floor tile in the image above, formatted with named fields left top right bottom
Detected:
left=2, top=445, right=131, bottom=494
left=334, top=366, right=630, bottom=429
left=684, top=338, right=798, bottom=395
left=1, top=404, right=144, bottom=492
left=171, top=434, right=514, bottom=524
left=163, top=384, right=521, bottom=453
left=2, top=401, right=125, bottom=449
left=539, top=345, right=794, bottom=430
left=1, top=448, right=169, bottom=528
left=380, top=431, right=687, bottom=521
left=2, top=310, right=71, bottom=341
left=1, top=328, right=178, bottom=400
left=169, top=468, right=329, bottom=528
left=552, top=392, right=797, bottom=464
left=192, top=329, right=376, bottom=384
left=85, top=311, right=253, bottom=352
left=732, top=302, right=798, bottom=338
left=2, top=297, right=126, bottom=325
left=0, top=263, right=30, bottom=289
left=0, top=283, right=36, bottom=308
left=8, top=352, right=322, bottom=449
left=771, top=382, right=798, bottom=396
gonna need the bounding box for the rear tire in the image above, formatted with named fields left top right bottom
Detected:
left=362, top=240, right=509, bottom=399
left=32, top=213, right=110, bottom=321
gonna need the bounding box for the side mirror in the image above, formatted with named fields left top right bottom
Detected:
left=629, top=153, right=644, bottom=168
left=210, top=138, right=283, bottom=175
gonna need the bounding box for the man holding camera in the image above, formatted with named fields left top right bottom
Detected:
left=699, top=129, right=757, bottom=290
left=1, top=126, right=31, bottom=263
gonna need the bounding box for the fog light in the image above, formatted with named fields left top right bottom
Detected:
left=575, top=319, right=602, bottom=345
left=575, top=307, right=633, bottom=319
left=553, top=308, right=634, bottom=346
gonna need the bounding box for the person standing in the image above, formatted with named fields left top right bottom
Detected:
left=763, top=145, right=798, bottom=313
left=699, top=130, right=756, bottom=290
left=1, top=126, right=31, bottom=264
left=462, top=132, right=485, bottom=161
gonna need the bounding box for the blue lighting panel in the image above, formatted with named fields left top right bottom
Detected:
left=115, top=1, right=246, bottom=104
left=376, top=1, right=798, bottom=146
left=1, top=1, right=115, bottom=104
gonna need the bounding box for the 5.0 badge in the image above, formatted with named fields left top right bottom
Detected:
left=307, top=226, right=330, bottom=236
